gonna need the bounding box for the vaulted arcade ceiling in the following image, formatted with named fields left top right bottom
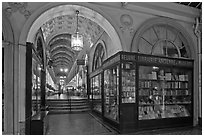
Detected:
left=41, top=14, right=104, bottom=77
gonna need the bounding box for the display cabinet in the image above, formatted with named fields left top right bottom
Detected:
left=89, top=51, right=193, bottom=133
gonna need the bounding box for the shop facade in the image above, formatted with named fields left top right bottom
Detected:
left=90, top=51, right=194, bottom=133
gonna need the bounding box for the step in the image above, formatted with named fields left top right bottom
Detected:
left=47, top=102, right=89, bottom=105
left=49, top=105, right=90, bottom=110
left=49, top=108, right=91, bottom=114
left=46, top=99, right=88, bottom=102
left=47, top=103, right=89, bottom=107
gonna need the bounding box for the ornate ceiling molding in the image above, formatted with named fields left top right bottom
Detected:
left=5, top=2, right=31, bottom=19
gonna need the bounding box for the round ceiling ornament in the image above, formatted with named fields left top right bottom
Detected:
left=120, top=14, right=133, bottom=27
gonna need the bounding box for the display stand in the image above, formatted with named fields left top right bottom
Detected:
left=90, top=51, right=193, bottom=133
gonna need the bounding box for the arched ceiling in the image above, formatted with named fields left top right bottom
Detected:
left=41, top=13, right=104, bottom=77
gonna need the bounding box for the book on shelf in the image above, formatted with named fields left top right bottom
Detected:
left=165, top=73, right=172, bottom=80
left=152, top=72, right=157, bottom=80
left=179, top=75, right=185, bottom=81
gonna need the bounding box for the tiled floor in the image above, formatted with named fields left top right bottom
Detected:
left=46, top=112, right=202, bottom=135
left=46, top=113, right=117, bottom=135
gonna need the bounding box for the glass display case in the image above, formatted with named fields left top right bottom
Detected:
left=89, top=51, right=193, bottom=133
left=92, top=74, right=102, bottom=112
left=104, top=65, right=119, bottom=122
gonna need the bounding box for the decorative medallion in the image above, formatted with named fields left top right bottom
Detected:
left=120, top=14, right=133, bottom=27
left=120, top=14, right=134, bottom=36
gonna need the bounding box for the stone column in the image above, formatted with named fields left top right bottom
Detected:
left=18, top=44, right=27, bottom=135
left=3, top=41, right=14, bottom=134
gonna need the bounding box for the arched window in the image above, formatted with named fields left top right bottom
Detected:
left=132, top=18, right=192, bottom=58
left=37, top=38, right=44, bottom=60
left=92, top=43, right=105, bottom=71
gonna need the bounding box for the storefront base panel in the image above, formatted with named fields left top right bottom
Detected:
left=92, top=110, right=102, bottom=118
left=198, top=117, right=202, bottom=127
left=138, top=117, right=193, bottom=131
left=120, top=123, right=137, bottom=133
left=103, top=117, right=120, bottom=132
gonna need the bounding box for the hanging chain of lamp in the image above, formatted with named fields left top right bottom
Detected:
left=71, top=10, right=83, bottom=51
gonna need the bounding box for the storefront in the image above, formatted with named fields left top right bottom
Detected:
left=90, top=51, right=193, bottom=133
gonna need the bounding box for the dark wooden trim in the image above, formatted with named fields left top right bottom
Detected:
left=198, top=117, right=202, bottom=127
left=25, top=42, right=33, bottom=135
left=40, top=70, right=46, bottom=110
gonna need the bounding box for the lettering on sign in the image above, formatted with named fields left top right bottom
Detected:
left=121, top=54, right=137, bottom=61
left=137, top=55, right=193, bottom=67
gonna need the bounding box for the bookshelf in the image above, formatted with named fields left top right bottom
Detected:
left=138, top=66, right=192, bottom=120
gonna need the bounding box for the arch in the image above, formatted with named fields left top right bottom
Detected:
left=131, top=17, right=196, bottom=59
left=19, top=3, right=123, bottom=53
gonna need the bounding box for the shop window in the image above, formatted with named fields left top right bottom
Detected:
left=138, top=66, right=192, bottom=120
left=104, top=65, right=120, bottom=122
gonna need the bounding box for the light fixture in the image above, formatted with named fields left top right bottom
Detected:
left=71, top=10, right=83, bottom=51
left=64, top=68, right=68, bottom=72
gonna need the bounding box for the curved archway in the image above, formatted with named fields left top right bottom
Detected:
left=19, top=3, right=123, bottom=53
left=131, top=17, right=196, bottom=59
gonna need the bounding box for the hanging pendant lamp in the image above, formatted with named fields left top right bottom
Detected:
left=71, top=10, right=83, bottom=51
